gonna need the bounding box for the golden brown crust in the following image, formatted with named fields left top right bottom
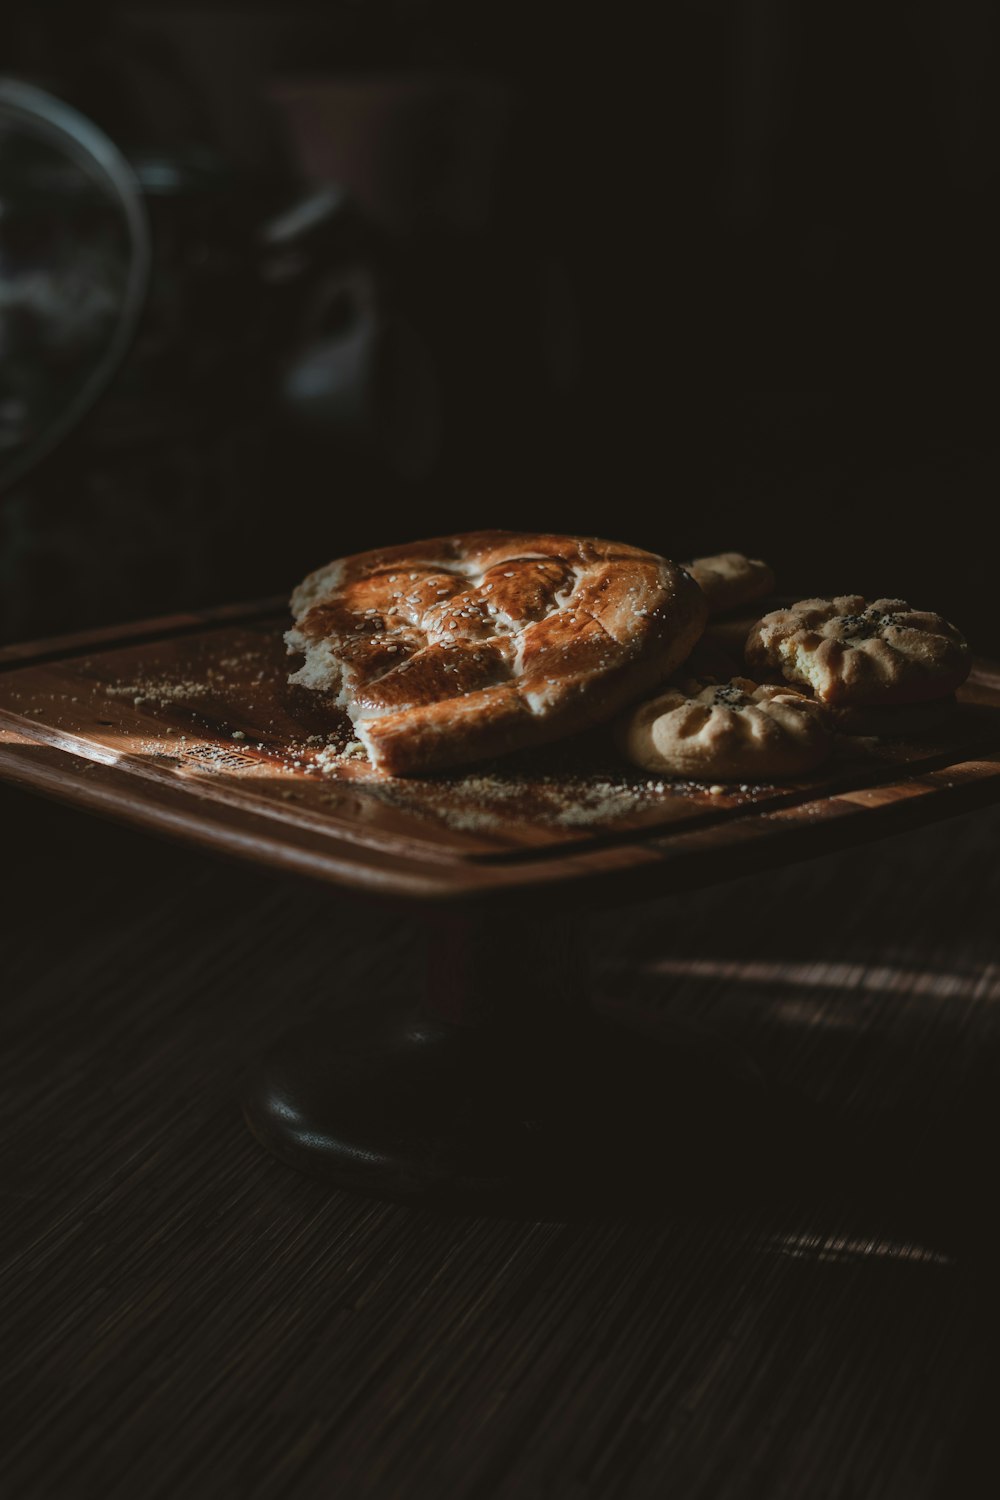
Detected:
left=287, top=530, right=707, bottom=775
left=745, top=595, right=971, bottom=706
left=618, top=675, right=831, bottom=780
left=686, top=552, right=775, bottom=616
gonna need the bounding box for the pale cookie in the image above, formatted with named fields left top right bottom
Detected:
left=685, top=552, right=776, bottom=616
left=746, top=596, right=971, bottom=707
left=618, top=676, right=831, bottom=780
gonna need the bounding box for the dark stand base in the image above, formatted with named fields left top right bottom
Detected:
left=243, top=912, right=784, bottom=1211
left=244, top=1007, right=771, bottom=1209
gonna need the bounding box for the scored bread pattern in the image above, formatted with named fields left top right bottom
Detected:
left=286, top=531, right=707, bottom=775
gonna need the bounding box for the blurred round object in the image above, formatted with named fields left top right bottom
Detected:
left=0, top=78, right=150, bottom=492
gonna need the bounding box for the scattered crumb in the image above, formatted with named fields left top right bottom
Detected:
left=39, top=630, right=787, bottom=834
left=358, top=758, right=693, bottom=834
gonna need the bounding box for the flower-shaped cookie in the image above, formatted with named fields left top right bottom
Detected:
left=746, top=596, right=970, bottom=706
left=618, top=676, right=831, bottom=780
left=685, top=551, right=775, bottom=616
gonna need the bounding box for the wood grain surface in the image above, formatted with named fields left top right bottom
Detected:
left=2, top=603, right=1000, bottom=905
left=1, top=778, right=998, bottom=1499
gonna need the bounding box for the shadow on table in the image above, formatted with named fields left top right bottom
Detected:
left=557, top=957, right=1000, bottom=1259
left=246, top=975, right=1000, bottom=1264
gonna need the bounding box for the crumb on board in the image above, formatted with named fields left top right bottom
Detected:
left=66, top=634, right=779, bottom=832
left=351, top=761, right=764, bottom=834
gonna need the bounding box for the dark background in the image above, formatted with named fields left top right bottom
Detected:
left=3, top=2, right=999, bottom=648
left=3, top=19, right=1000, bottom=1494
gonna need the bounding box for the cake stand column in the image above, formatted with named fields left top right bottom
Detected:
left=243, top=899, right=776, bottom=1209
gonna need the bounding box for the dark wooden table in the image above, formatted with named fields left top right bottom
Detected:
left=2, top=774, right=998, bottom=1499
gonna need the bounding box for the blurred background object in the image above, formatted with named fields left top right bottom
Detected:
left=1, top=2, right=998, bottom=647
left=0, top=81, right=150, bottom=494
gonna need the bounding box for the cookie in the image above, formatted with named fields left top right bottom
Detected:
left=618, top=675, right=832, bottom=780
left=685, top=552, right=776, bottom=616
left=746, top=596, right=971, bottom=706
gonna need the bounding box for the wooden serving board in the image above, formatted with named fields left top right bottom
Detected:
left=2, top=599, right=1000, bottom=905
